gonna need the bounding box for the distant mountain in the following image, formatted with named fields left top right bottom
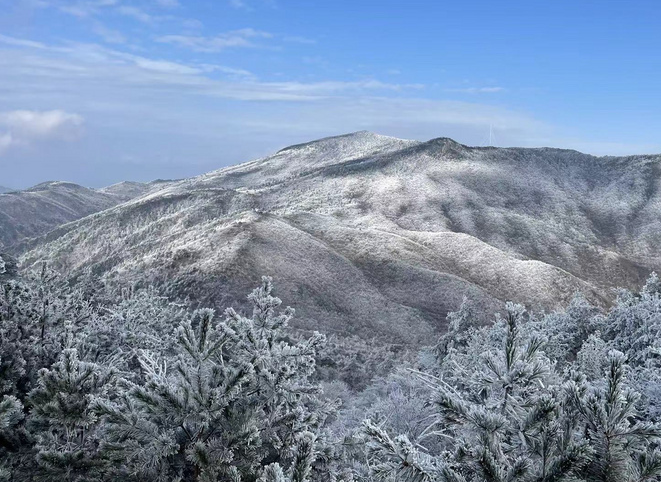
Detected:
left=17, top=132, right=661, bottom=343
left=0, top=180, right=164, bottom=249
left=0, top=186, right=15, bottom=194
left=98, top=180, right=171, bottom=200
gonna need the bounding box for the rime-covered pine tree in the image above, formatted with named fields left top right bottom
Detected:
left=94, top=277, right=329, bottom=482
left=567, top=351, right=661, bottom=482
left=363, top=302, right=661, bottom=482
left=28, top=342, right=116, bottom=481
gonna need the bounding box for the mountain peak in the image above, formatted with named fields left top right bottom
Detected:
left=276, top=130, right=407, bottom=154
left=27, top=181, right=87, bottom=192
left=425, top=136, right=468, bottom=148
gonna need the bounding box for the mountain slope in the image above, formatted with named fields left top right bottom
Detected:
left=0, top=180, right=162, bottom=249
left=17, top=132, right=661, bottom=343
left=0, top=186, right=15, bottom=194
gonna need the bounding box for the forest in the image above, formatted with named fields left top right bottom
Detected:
left=1, top=256, right=661, bottom=482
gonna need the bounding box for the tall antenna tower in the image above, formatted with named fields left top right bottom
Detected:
left=481, top=124, right=496, bottom=147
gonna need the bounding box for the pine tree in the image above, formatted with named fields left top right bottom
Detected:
left=567, top=351, right=661, bottom=482
left=0, top=267, right=105, bottom=481
left=82, top=285, right=186, bottom=371
left=604, top=275, right=661, bottom=364
left=534, top=293, right=603, bottom=365
left=600, top=274, right=661, bottom=418
left=94, top=277, right=329, bottom=482
left=0, top=265, right=96, bottom=400
left=364, top=303, right=592, bottom=482
left=27, top=343, right=116, bottom=482
left=0, top=395, right=22, bottom=430
left=0, top=394, right=23, bottom=476
left=575, top=332, right=609, bottom=381
left=435, top=297, right=479, bottom=363
left=0, top=253, right=18, bottom=279
left=363, top=296, right=661, bottom=482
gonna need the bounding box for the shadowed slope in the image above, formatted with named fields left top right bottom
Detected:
left=0, top=180, right=166, bottom=250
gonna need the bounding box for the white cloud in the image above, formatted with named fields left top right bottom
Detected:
left=0, top=34, right=569, bottom=184
left=445, top=87, right=506, bottom=94
left=156, top=28, right=273, bottom=52
left=0, top=110, right=83, bottom=139
left=0, top=34, right=48, bottom=49
left=0, top=35, right=484, bottom=104
left=116, top=5, right=154, bottom=23
left=155, top=0, right=180, bottom=7
left=229, top=0, right=276, bottom=10
left=230, top=0, right=250, bottom=9
left=181, top=18, right=204, bottom=31
left=58, top=0, right=119, bottom=18
left=34, top=0, right=157, bottom=25
left=131, top=56, right=203, bottom=75
left=198, top=64, right=254, bottom=79
left=92, top=23, right=127, bottom=44
left=0, top=110, right=84, bottom=155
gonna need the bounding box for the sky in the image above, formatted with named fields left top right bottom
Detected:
left=0, top=0, right=660, bottom=189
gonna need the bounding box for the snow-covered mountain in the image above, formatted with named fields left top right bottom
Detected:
left=0, top=186, right=15, bottom=194
left=16, top=132, right=661, bottom=343
left=0, top=180, right=164, bottom=249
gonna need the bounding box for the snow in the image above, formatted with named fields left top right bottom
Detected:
left=15, top=132, right=661, bottom=342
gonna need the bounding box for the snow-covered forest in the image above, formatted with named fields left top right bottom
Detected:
left=2, top=256, right=661, bottom=482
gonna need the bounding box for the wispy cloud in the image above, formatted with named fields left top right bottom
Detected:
left=181, top=18, right=204, bottom=31
left=229, top=0, right=276, bottom=11
left=92, top=22, right=127, bottom=44
left=51, top=1, right=158, bottom=25
left=156, top=28, right=273, bottom=52
left=0, top=35, right=47, bottom=49
left=0, top=35, right=507, bottom=105
left=57, top=0, right=119, bottom=18
left=198, top=64, right=255, bottom=79
left=445, top=86, right=506, bottom=94
left=155, top=0, right=180, bottom=7
left=0, top=110, right=83, bottom=138
left=116, top=5, right=155, bottom=23
left=261, top=79, right=425, bottom=96
left=229, top=0, right=250, bottom=10
left=0, top=34, right=559, bottom=187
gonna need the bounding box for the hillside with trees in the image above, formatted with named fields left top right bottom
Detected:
left=0, top=181, right=166, bottom=250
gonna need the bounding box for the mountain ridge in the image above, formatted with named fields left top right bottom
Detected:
left=0, top=179, right=170, bottom=250
left=13, top=132, right=661, bottom=343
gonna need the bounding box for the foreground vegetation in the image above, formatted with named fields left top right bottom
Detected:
left=1, top=261, right=661, bottom=481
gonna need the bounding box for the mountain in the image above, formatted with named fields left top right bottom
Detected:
left=0, top=186, right=15, bottom=194
left=17, top=132, right=661, bottom=344
left=0, top=180, right=164, bottom=250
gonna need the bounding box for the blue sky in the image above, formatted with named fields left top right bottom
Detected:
left=0, top=0, right=659, bottom=188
